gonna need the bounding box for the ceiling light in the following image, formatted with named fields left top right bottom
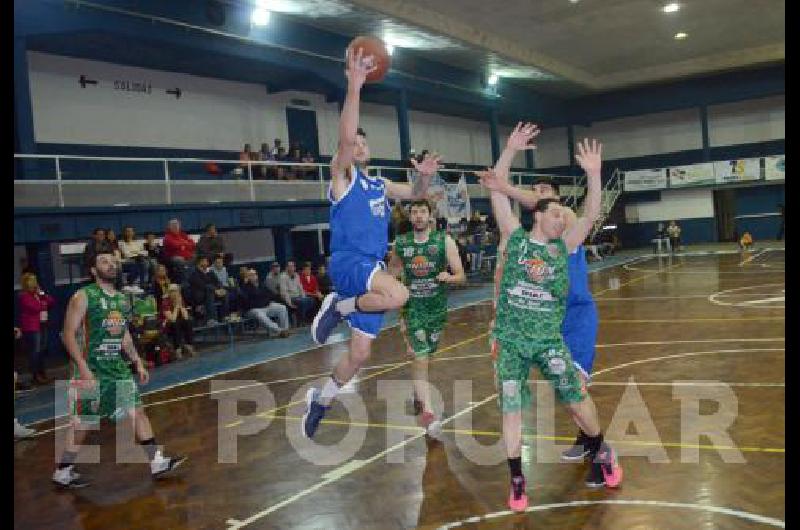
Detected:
left=251, top=7, right=270, bottom=26
left=488, top=73, right=499, bottom=86
left=662, top=3, right=680, bottom=13
left=674, top=32, right=688, bottom=40
left=569, top=0, right=580, bottom=3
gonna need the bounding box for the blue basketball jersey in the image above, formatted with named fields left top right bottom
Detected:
left=567, top=245, right=594, bottom=305
left=329, top=166, right=391, bottom=260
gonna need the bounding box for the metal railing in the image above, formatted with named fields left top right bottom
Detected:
left=589, top=168, right=624, bottom=241
left=13, top=154, right=583, bottom=209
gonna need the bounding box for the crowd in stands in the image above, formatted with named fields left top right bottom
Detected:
left=16, top=217, right=335, bottom=381
left=234, top=139, right=317, bottom=180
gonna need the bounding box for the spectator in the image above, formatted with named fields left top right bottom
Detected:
left=235, top=143, right=253, bottom=178
left=150, top=264, right=172, bottom=310
left=196, top=224, right=228, bottom=263
left=301, top=151, right=316, bottom=179
left=118, top=226, right=150, bottom=285
left=280, top=260, right=316, bottom=325
left=210, top=254, right=240, bottom=312
left=105, top=229, right=121, bottom=260
left=162, top=284, right=196, bottom=359
left=162, top=219, right=196, bottom=283
left=666, top=220, right=682, bottom=253
left=467, top=211, right=483, bottom=235
left=740, top=231, right=754, bottom=251
left=17, top=273, right=55, bottom=385
left=143, top=232, right=162, bottom=264
left=259, top=142, right=275, bottom=179
left=316, top=263, right=333, bottom=296
left=239, top=269, right=290, bottom=337
left=270, top=138, right=282, bottom=158
left=82, top=228, right=112, bottom=272
left=237, top=266, right=250, bottom=288
left=265, top=262, right=282, bottom=297
left=275, top=146, right=288, bottom=180
left=187, top=256, right=231, bottom=325
left=287, top=146, right=303, bottom=180
left=299, top=262, right=323, bottom=303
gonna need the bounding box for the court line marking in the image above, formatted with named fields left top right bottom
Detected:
left=591, top=348, right=785, bottom=378
left=594, top=293, right=781, bottom=301
left=593, top=260, right=683, bottom=297
left=27, top=338, right=785, bottom=435
left=224, top=392, right=500, bottom=530
left=599, top=317, right=784, bottom=323
left=709, top=283, right=785, bottom=309
left=224, top=345, right=785, bottom=525
left=435, top=500, right=785, bottom=529
left=739, top=248, right=769, bottom=266
left=262, top=414, right=785, bottom=454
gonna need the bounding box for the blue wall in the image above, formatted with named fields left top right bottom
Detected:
left=734, top=184, right=784, bottom=240
left=617, top=217, right=716, bottom=249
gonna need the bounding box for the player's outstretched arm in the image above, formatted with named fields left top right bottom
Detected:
left=384, top=153, right=442, bottom=200
left=331, top=46, right=376, bottom=201
left=479, top=122, right=542, bottom=209
left=563, top=138, right=602, bottom=252
left=477, top=169, right=521, bottom=239
left=438, top=235, right=466, bottom=284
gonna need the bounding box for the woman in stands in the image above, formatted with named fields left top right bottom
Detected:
left=161, top=284, right=196, bottom=359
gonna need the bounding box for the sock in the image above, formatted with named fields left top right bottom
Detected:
left=335, top=297, right=356, bottom=315
left=586, top=433, right=603, bottom=456
left=58, top=451, right=78, bottom=470
left=140, top=438, right=159, bottom=461
left=319, top=376, right=343, bottom=406
left=507, top=457, right=523, bottom=478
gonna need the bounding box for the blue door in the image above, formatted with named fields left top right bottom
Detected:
left=286, top=107, right=320, bottom=158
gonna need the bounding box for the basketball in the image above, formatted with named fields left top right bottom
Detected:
left=346, top=36, right=390, bottom=83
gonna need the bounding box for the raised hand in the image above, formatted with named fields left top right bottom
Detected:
left=345, top=46, right=378, bottom=90
left=506, top=122, right=540, bottom=151
left=476, top=168, right=507, bottom=192
left=574, top=138, right=602, bottom=177
left=410, top=152, right=442, bottom=178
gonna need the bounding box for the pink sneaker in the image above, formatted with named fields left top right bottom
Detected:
left=508, top=476, right=528, bottom=512
left=597, top=443, right=623, bottom=488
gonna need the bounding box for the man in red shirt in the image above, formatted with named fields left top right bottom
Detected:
left=299, top=262, right=323, bottom=306
left=162, top=219, right=195, bottom=283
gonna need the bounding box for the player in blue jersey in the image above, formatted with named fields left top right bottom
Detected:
left=480, top=136, right=601, bottom=464
left=303, top=46, right=442, bottom=439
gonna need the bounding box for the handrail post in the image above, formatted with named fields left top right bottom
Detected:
left=164, top=160, right=172, bottom=204
left=319, top=164, right=325, bottom=200
left=55, top=156, right=64, bottom=207
left=248, top=161, right=255, bottom=202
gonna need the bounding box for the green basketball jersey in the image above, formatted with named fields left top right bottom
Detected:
left=396, top=229, right=448, bottom=322
left=493, top=227, right=569, bottom=343
left=74, top=283, right=133, bottom=380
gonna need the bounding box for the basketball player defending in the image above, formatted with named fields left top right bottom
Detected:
left=304, top=46, right=441, bottom=438
left=477, top=124, right=621, bottom=512
left=388, top=199, right=465, bottom=436
left=53, top=252, right=186, bottom=488
left=480, top=172, right=600, bottom=462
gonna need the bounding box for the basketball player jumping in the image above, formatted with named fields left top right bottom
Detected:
left=477, top=123, right=621, bottom=512
left=389, top=199, right=466, bottom=437
left=480, top=172, right=601, bottom=463
left=304, top=46, right=441, bottom=438
left=53, top=252, right=186, bottom=488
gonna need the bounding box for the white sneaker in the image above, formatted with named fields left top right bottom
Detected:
left=150, top=451, right=187, bottom=478
left=14, top=418, right=35, bottom=439
left=52, top=465, right=90, bottom=488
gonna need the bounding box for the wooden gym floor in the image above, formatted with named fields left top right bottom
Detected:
left=14, top=248, right=785, bottom=529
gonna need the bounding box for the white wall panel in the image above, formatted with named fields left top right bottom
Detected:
left=708, top=95, right=785, bottom=147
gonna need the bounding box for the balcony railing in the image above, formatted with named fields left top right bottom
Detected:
left=14, top=154, right=583, bottom=209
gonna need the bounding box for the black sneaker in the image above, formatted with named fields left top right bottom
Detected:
left=585, top=463, right=605, bottom=488
left=561, top=430, right=590, bottom=461
left=412, top=396, right=423, bottom=416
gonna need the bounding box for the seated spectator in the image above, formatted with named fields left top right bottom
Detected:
left=239, top=269, right=290, bottom=337
left=161, top=284, right=196, bottom=359
left=196, top=224, right=230, bottom=264
left=210, top=254, right=240, bottom=312
left=187, top=256, right=231, bottom=325
left=105, top=229, right=121, bottom=260
left=287, top=147, right=303, bottom=180
left=275, top=146, right=288, bottom=180
left=667, top=220, right=682, bottom=253
left=82, top=228, right=113, bottom=273
left=119, top=226, right=150, bottom=285
left=235, top=143, right=253, bottom=178
left=237, top=266, right=250, bottom=288
left=265, top=262, right=282, bottom=297
left=270, top=138, right=282, bottom=158
left=299, top=262, right=323, bottom=304
left=316, top=263, right=332, bottom=296
left=143, top=232, right=162, bottom=264
left=150, top=264, right=172, bottom=310
left=162, top=218, right=196, bottom=283
left=259, top=142, right=275, bottom=179
left=301, top=151, right=316, bottom=179
left=280, top=260, right=316, bottom=325
left=17, top=273, right=55, bottom=385
left=740, top=231, right=754, bottom=251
